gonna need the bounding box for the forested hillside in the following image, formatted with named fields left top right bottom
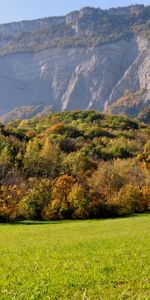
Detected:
left=0, top=111, right=149, bottom=221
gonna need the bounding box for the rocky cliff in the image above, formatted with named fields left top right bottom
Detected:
left=0, top=5, right=150, bottom=122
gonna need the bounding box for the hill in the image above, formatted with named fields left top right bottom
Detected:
left=0, top=5, right=150, bottom=121
left=0, top=111, right=149, bottom=221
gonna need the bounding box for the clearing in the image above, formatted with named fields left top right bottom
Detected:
left=0, top=214, right=150, bottom=299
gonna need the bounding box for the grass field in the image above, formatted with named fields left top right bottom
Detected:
left=0, top=215, right=150, bottom=300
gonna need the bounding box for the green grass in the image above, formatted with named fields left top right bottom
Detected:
left=0, top=215, right=150, bottom=300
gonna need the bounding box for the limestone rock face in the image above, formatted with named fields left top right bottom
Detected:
left=0, top=40, right=134, bottom=112
left=108, top=38, right=150, bottom=106
left=0, top=5, right=150, bottom=120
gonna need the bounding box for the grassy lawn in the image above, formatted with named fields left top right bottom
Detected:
left=0, top=214, right=150, bottom=300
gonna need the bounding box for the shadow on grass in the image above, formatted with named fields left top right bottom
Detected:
left=5, top=220, right=63, bottom=226
left=0, top=212, right=149, bottom=226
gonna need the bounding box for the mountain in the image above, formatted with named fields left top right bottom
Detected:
left=0, top=104, right=54, bottom=123
left=0, top=5, right=150, bottom=122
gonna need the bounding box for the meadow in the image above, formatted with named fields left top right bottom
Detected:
left=0, top=214, right=150, bottom=300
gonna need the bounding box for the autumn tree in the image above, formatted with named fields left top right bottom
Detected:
left=68, top=183, right=89, bottom=219
left=43, top=175, right=75, bottom=220
left=40, top=138, right=62, bottom=178
left=0, top=146, right=12, bottom=179
left=18, top=179, right=51, bottom=220
left=23, top=138, right=41, bottom=176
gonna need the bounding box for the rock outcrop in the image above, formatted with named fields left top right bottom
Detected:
left=0, top=5, right=150, bottom=121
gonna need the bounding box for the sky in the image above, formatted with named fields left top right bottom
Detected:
left=0, top=0, right=149, bottom=24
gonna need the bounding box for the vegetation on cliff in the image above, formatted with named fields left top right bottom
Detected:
left=0, top=5, right=150, bottom=56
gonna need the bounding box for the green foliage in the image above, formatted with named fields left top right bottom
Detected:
left=23, top=138, right=41, bottom=176
left=40, top=138, right=62, bottom=177
left=110, top=184, right=146, bottom=215
left=68, top=183, right=89, bottom=219
left=63, top=151, right=96, bottom=177
left=0, top=111, right=150, bottom=220
left=18, top=179, right=51, bottom=219
left=0, top=146, right=13, bottom=178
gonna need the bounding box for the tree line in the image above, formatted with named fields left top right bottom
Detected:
left=0, top=111, right=149, bottom=221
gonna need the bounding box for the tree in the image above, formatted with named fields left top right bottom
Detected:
left=0, top=184, right=23, bottom=221
left=110, top=184, right=145, bottom=216
left=68, top=183, right=89, bottom=219
left=40, top=138, right=61, bottom=178
left=18, top=179, right=51, bottom=220
left=43, top=175, right=75, bottom=220
left=89, top=160, right=128, bottom=201
left=23, top=138, right=41, bottom=176
left=63, top=151, right=96, bottom=179
left=0, top=146, right=12, bottom=179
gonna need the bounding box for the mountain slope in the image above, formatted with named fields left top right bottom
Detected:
left=0, top=5, right=150, bottom=121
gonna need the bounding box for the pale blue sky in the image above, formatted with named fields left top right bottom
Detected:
left=0, top=0, right=149, bottom=24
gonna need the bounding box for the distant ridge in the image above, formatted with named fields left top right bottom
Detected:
left=0, top=4, right=150, bottom=122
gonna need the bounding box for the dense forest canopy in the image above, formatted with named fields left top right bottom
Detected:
left=0, top=111, right=150, bottom=221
